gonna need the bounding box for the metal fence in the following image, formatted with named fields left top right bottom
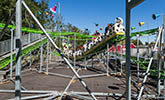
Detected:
left=0, top=33, right=41, bottom=56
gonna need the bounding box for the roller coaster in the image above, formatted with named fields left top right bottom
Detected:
left=0, top=0, right=164, bottom=100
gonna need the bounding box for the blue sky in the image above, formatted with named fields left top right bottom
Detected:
left=39, top=0, right=165, bottom=43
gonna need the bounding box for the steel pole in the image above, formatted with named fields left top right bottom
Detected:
left=22, top=1, right=97, bottom=100
left=120, top=45, right=123, bottom=73
left=138, top=26, right=163, bottom=100
left=59, top=69, right=80, bottom=100
left=10, top=29, right=14, bottom=79
left=137, top=34, right=140, bottom=81
left=74, top=34, right=76, bottom=68
left=39, top=35, right=43, bottom=72
left=126, top=0, right=131, bottom=99
left=115, top=42, right=117, bottom=73
left=147, top=23, right=150, bottom=58
left=28, top=33, right=32, bottom=67
left=107, top=43, right=109, bottom=74
left=163, top=16, right=165, bottom=99
left=15, top=0, right=22, bottom=99
left=49, top=43, right=52, bottom=63
left=157, top=29, right=162, bottom=96
left=46, top=39, right=49, bottom=73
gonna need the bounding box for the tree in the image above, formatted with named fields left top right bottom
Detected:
left=64, top=23, right=72, bottom=32
left=0, top=0, right=55, bottom=40
left=0, top=0, right=16, bottom=23
left=0, top=0, right=16, bottom=40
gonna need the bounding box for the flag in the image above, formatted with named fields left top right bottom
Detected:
left=50, top=4, right=57, bottom=13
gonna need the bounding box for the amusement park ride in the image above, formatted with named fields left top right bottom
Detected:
left=0, top=0, right=164, bottom=100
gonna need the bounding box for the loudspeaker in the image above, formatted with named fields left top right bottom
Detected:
left=139, top=22, right=144, bottom=26
left=152, top=14, right=160, bottom=20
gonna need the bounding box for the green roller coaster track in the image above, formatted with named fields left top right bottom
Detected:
left=0, top=23, right=96, bottom=39
left=0, top=38, right=48, bottom=70
left=0, top=23, right=163, bottom=79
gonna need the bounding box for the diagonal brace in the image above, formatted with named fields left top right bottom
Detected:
left=22, top=1, right=97, bottom=100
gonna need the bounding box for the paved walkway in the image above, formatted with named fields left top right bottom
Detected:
left=0, top=59, right=157, bottom=100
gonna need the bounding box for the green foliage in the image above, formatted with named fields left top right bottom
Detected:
left=0, top=0, right=56, bottom=40
left=0, top=0, right=16, bottom=23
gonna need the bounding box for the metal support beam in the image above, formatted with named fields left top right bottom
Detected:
left=137, top=34, right=140, bottom=81
left=49, top=42, right=52, bottom=63
left=0, top=90, right=164, bottom=99
left=40, top=35, right=43, bottom=72
left=126, top=1, right=145, bottom=99
left=157, top=29, right=162, bottom=96
left=10, top=29, right=14, bottom=79
left=74, top=34, right=76, bottom=68
left=46, top=39, right=49, bottom=73
left=95, top=52, right=107, bottom=71
left=137, top=26, right=163, bottom=100
left=45, top=72, right=72, bottom=78
left=59, top=69, right=80, bottom=100
left=72, top=94, right=93, bottom=100
left=10, top=79, right=27, bottom=90
left=28, top=33, right=32, bottom=67
left=15, top=0, right=22, bottom=99
left=115, top=42, right=117, bottom=73
left=80, top=73, right=107, bottom=79
left=22, top=1, right=97, bottom=100
left=126, top=0, right=131, bottom=99
left=0, top=90, right=57, bottom=94
left=163, top=15, right=165, bottom=99
left=43, top=95, right=59, bottom=100
left=128, top=0, right=144, bottom=9
left=9, top=94, right=54, bottom=100
left=107, top=43, right=109, bottom=74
